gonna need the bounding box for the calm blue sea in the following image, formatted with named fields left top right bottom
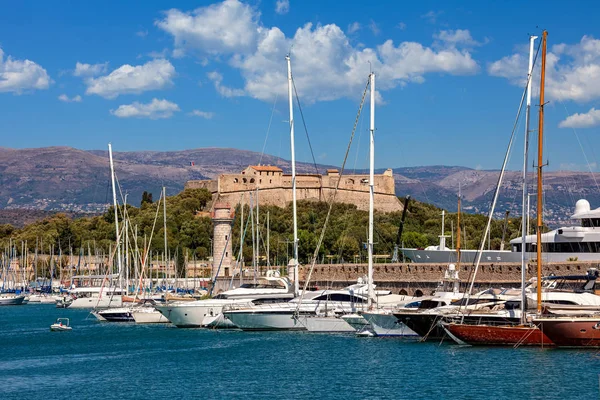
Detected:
left=0, top=305, right=598, bottom=400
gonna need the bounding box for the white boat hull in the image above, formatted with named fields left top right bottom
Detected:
left=68, top=295, right=123, bottom=309
left=156, top=300, right=253, bottom=328
left=362, top=312, right=418, bottom=337
left=203, top=313, right=237, bottom=329
left=302, top=316, right=356, bottom=333
left=224, top=311, right=307, bottom=331
left=341, top=314, right=369, bottom=331
left=0, top=295, right=26, bottom=306
left=132, top=309, right=169, bottom=324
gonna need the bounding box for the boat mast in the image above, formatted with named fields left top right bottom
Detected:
left=536, top=30, right=548, bottom=315
left=108, top=143, right=123, bottom=290
left=287, top=55, right=299, bottom=296
left=456, top=192, right=461, bottom=270
left=163, top=186, right=167, bottom=289
left=367, top=71, right=375, bottom=309
left=521, top=34, right=537, bottom=324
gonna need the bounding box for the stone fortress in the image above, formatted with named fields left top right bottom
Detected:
left=186, top=165, right=403, bottom=213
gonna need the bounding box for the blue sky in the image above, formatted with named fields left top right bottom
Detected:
left=2, top=0, right=600, bottom=172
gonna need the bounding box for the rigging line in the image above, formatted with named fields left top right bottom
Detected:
left=295, top=76, right=371, bottom=315
left=292, top=77, right=320, bottom=175
left=229, top=199, right=253, bottom=289
left=352, top=109, right=365, bottom=174
left=258, top=93, right=279, bottom=166
left=559, top=101, right=600, bottom=192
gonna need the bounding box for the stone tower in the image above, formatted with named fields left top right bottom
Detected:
left=211, top=203, right=234, bottom=278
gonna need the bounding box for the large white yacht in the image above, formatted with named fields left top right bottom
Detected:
left=155, top=271, right=294, bottom=328
left=401, top=199, right=600, bottom=263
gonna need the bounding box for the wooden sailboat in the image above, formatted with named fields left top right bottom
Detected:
left=442, top=31, right=553, bottom=346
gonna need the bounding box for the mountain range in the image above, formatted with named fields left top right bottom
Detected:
left=1, top=146, right=598, bottom=227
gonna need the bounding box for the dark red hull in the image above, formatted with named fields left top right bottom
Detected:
left=444, top=323, right=554, bottom=346
left=534, top=318, right=600, bottom=348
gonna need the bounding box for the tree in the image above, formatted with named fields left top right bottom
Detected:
left=141, top=191, right=153, bottom=206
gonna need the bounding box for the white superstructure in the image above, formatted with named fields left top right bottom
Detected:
left=402, top=199, right=600, bottom=263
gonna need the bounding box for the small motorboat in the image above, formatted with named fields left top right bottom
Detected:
left=50, top=318, right=72, bottom=331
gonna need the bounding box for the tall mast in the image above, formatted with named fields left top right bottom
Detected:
left=456, top=192, right=461, bottom=269
left=163, top=186, right=167, bottom=286
left=521, top=35, right=537, bottom=323
left=287, top=55, right=299, bottom=296
left=536, top=31, right=548, bottom=315
left=108, top=143, right=122, bottom=290
left=367, top=72, right=375, bottom=309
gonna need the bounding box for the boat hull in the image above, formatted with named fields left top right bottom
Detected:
left=0, top=295, right=26, bottom=306
left=302, top=316, right=356, bottom=333
left=96, top=308, right=134, bottom=322
left=363, top=312, right=418, bottom=337
left=534, top=317, right=600, bottom=348
left=443, top=323, right=553, bottom=346
left=394, top=312, right=521, bottom=341
left=223, top=311, right=307, bottom=331
left=132, top=309, right=169, bottom=324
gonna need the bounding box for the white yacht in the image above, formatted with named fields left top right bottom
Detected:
left=59, top=286, right=124, bottom=309
left=155, top=271, right=294, bottom=328
left=0, top=293, right=26, bottom=306
left=402, top=199, right=600, bottom=263
left=222, top=281, right=404, bottom=331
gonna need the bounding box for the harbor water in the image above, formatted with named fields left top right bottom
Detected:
left=1, top=305, right=599, bottom=399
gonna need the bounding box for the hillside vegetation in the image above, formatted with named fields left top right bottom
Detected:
left=0, top=189, right=529, bottom=266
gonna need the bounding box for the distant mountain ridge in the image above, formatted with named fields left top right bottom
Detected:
left=1, top=146, right=598, bottom=226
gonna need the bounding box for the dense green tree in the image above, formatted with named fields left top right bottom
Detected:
left=0, top=189, right=534, bottom=265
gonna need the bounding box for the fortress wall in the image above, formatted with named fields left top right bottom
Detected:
left=185, top=179, right=218, bottom=192
left=185, top=168, right=401, bottom=213
left=210, top=187, right=401, bottom=212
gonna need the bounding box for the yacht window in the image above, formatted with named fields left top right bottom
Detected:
left=544, top=300, right=578, bottom=305
left=313, top=293, right=365, bottom=303
left=404, top=301, right=421, bottom=308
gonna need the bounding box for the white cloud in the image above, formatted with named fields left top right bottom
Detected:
left=74, top=62, right=108, bottom=77
left=434, top=29, right=480, bottom=48
left=207, top=71, right=245, bottom=97
left=421, top=11, right=443, bottom=24
left=136, top=30, right=148, bottom=38
left=397, top=22, right=407, bottom=31
left=58, top=94, right=82, bottom=103
left=559, top=107, right=600, bottom=128
left=158, top=2, right=479, bottom=103
left=0, top=48, right=50, bottom=93
left=110, top=98, right=180, bottom=119
left=347, top=22, right=361, bottom=35
left=84, top=59, right=175, bottom=99
left=189, top=109, right=215, bottom=119
left=156, top=0, right=259, bottom=56
left=147, top=48, right=170, bottom=59
left=369, top=20, right=380, bottom=36
left=489, top=35, right=600, bottom=103
left=275, top=0, right=289, bottom=15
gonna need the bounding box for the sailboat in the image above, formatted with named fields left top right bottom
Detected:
left=441, top=31, right=557, bottom=346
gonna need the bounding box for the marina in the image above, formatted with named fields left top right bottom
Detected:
left=4, top=1, right=600, bottom=398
